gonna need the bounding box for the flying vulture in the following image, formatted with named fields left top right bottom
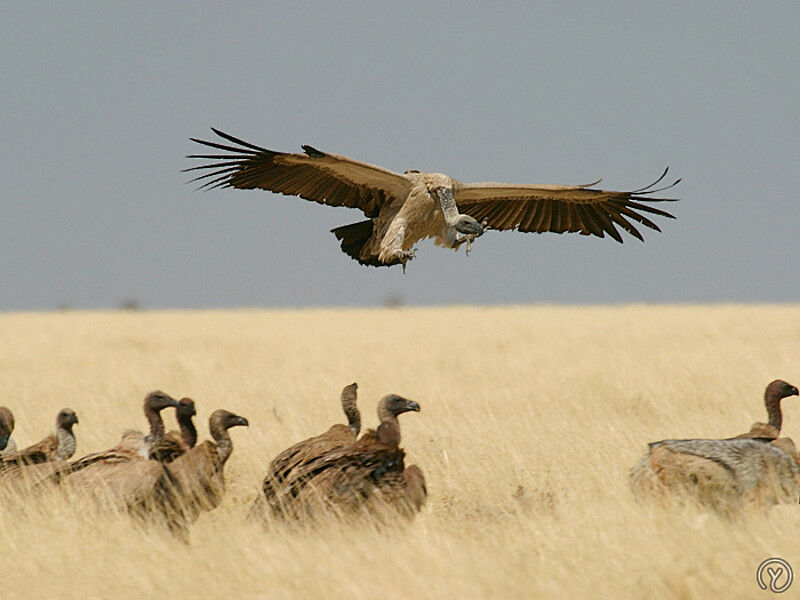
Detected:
left=186, top=129, right=680, bottom=268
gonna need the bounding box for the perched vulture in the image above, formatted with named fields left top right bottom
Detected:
left=53, top=391, right=180, bottom=486
left=186, top=129, right=680, bottom=268
left=265, top=394, right=425, bottom=520
left=0, top=407, right=16, bottom=454
left=730, top=379, right=799, bottom=441
left=251, top=382, right=361, bottom=518
left=134, top=409, right=248, bottom=538
left=0, top=408, right=78, bottom=468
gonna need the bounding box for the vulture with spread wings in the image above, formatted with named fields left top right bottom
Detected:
left=186, top=129, right=680, bottom=268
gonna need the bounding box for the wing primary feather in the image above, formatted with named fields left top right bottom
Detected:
left=188, top=137, right=260, bottom=155
left=592, top=209, right=624, bottom=243
left=615, top=205, right=662, bottom=232
left=183, top=161, right=248, bottom=173
left=184, top=154, right=257, bottom=161
left=210, top=127, right=270, bottom=152
left=629, top=167, right=670, bottom=193
left=187, top=166, right=242, bottom=185
left=605, top=211, right=643, bottom=241
left=633, top=179, right=681, bottom=196
left=576, top=204, right=605, bottom=237
left=623, top=199, right=676, bottom=219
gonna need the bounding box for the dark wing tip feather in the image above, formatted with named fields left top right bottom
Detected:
left=210, top=128, right=269, bottom=152
left=630, top=167, right=670, bottom=193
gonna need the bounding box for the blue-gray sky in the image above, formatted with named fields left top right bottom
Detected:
left=2, top=2, right=798, bottom=309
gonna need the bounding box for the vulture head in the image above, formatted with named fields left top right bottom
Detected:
left=209, top=409, right=249, bottom=439
left=144, top=390, right=180, bottom=413
left=57, top=408, right=79, bottom=432
left=176, top=397, right=197, bottom=418
left=453, top=213, right=485, bottom=236
left=767, top=380, right=800, bottom=400
left=377, top=394, right=420, bottom=421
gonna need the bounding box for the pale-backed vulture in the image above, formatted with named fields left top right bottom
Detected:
left=186, top=129, right=680, bottom=268
left=0, top=407, right=16, bottom=454
left=134, top=409, right=248, bottom=536
left=0, top=408, right=78, bottom=468
left=630, top=437, right=800, bottom=515
left=251, top=383, right=360, bottom=518
left=265, top=394, right=425, bottom=520
left=730, top=379, right=799, bottom=441
left=53, top=391, right=179, bottom=486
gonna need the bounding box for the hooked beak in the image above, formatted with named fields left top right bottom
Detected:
left=234, top=416, right=249, bottom=428
left=455, top=218, right=484, bottom=236
left=406, top=400, right=421, bottom=413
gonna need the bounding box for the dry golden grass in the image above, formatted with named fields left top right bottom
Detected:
left=1, top=305, right=800, bottom=599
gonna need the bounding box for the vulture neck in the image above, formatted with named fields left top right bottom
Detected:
left=145, top=404, right=166, bottom=440
left=210, top=422, right=233, bottom=466
left=376, top=401, right=401, bottom=447
left=342, top=389, right=361, bottom=437
left=436, top=187, right=461, bottom=226
left=376, top=420, right=401, bottom=448
left=55, top=425, right=76, bottom=460
left=765, top=388, right=784, bottom=431
left=178, top=414, right=197, bottom=449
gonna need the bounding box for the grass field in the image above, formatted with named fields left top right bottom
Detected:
left=1, top=305, right=799, bottom=599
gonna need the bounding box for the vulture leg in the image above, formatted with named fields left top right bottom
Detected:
left=378, top=220, right=415, bottom=268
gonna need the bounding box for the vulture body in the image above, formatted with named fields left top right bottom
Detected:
left=264, top=394, right=426, bottom=520
left=251, top=383, right=360, bottom=518
left=187, top=129, right=680, bottom=268
left=56, top=391, right=179, bottom=488
left=0, top=408, right=78, bottom=468
left=134, top=410, right=248, bottom=538
left=729, top=379, right=799, bottom=441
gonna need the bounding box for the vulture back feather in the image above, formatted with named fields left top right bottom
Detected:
left=0, top=408, right=78, bottom=469
left=55, top=391, right=178, bottom=486
left=264, top=394, right=426, bottom=520
left=252, top=383, right=361, bottom=518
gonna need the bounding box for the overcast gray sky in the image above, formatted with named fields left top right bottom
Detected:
left=2, top=2, right=798, bottom=310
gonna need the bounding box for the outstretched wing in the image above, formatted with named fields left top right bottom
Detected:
left=454, top=169, right=680, bottom=242
left=185, top=129, right=412, bottom=218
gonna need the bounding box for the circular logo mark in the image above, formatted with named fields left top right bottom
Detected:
left=757, top=558, right=793, bottom=593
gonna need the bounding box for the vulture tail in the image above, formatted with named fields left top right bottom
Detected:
left=331, top=220, right=397, bottom=267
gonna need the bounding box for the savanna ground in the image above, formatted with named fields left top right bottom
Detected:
left=1, top=305, right=799, bottom=599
